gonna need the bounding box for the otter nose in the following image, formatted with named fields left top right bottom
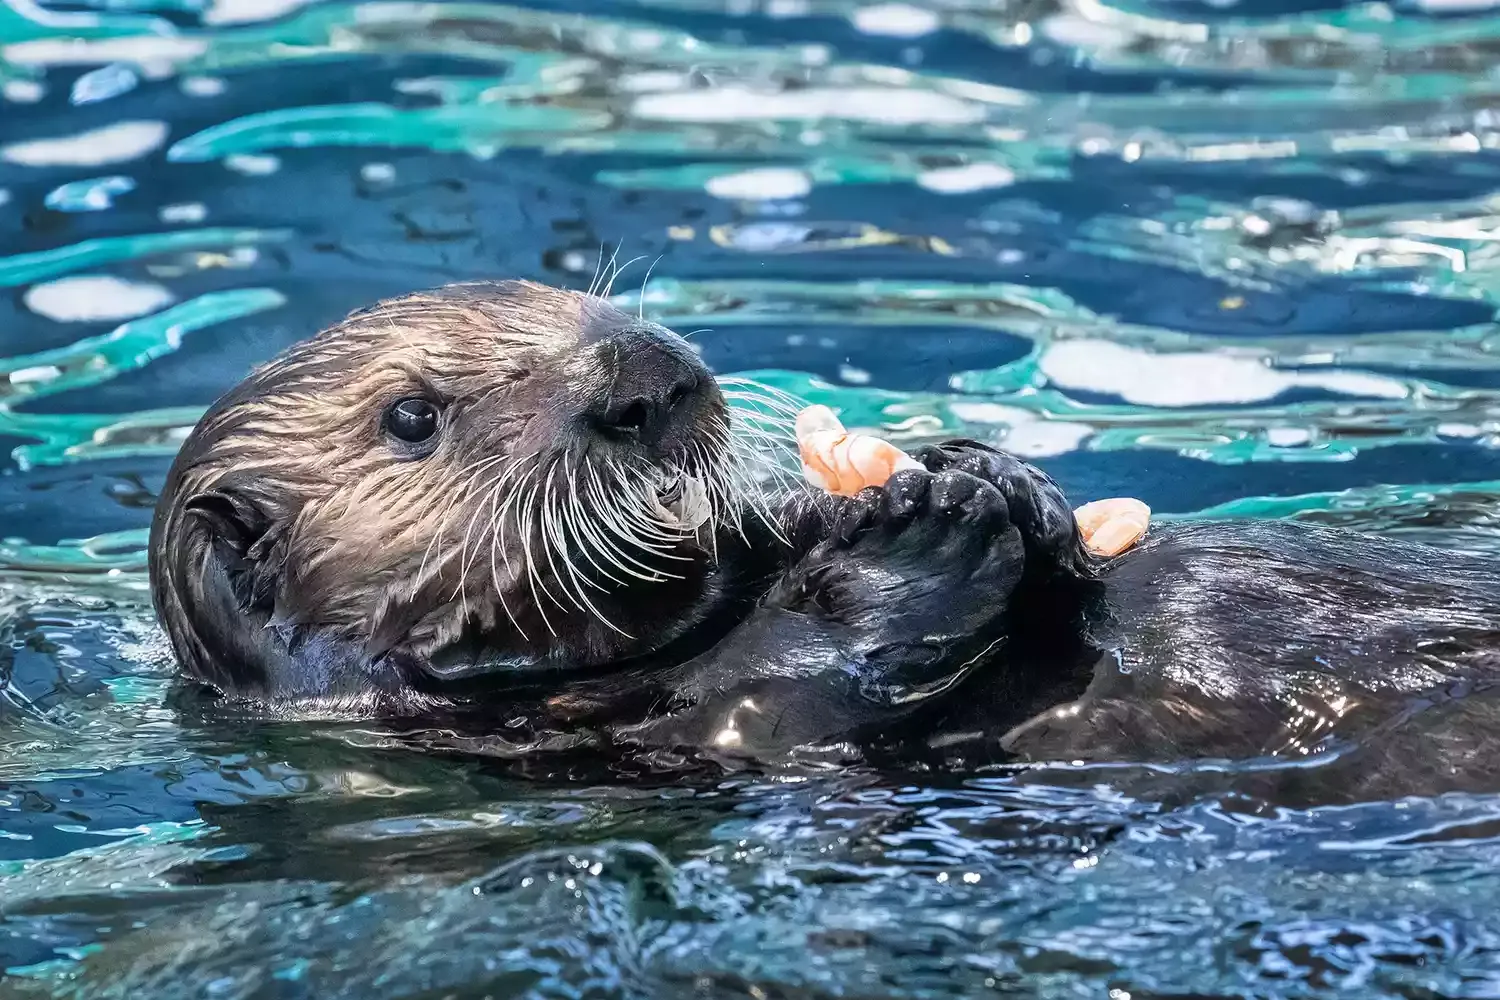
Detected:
left=585, top=328, right=706, bottom=444
left=594, top=373, right=699, bottom=436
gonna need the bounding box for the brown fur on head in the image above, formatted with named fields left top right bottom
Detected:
left=148, top=280, right=790, bottom=705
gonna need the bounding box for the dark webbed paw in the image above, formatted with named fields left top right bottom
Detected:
left=830, top=468, right=1011, bottom=562
left=908, top=439, right=1091, bottom=581
left=620, top=468, right=1031, bottom=758
left=619, top=443, right=1093, bottom=761
left=771, top=468, right=1025, bottom=639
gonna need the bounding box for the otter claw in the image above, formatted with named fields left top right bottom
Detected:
left=796, top=405, right=1150, bottom=557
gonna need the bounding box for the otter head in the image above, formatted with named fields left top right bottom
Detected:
left=148, top=280, right=792, bottom=708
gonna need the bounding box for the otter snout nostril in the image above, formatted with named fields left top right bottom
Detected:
left=602, top=397, right=653, bottom=436
left=666, top=372, right=699, bottom=410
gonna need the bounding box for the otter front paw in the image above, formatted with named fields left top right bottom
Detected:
left=619, top=469, right=1033, bottom=759
left=771, top=468, right=1025, bottom=639
left=908, top=439, right=1090, bottom=579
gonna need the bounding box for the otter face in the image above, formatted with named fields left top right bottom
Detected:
left=148, top=280, right=794, bottom=702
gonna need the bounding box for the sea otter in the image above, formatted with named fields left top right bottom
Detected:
left=150, top=280, right=1500, bottom=796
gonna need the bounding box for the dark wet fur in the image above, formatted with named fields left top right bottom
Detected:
left=590, top=444, right=1500, bottom=805
left=151, top=282, right=1500, bottom=805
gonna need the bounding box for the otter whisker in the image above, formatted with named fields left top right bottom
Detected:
left=572, top=487, right=665, bottom=583
left=722, top=418, right=799, bottom=443
left=583, top=464, right=666, bottom=566
left=460, top=454, right=535, bottom=635
left=517, top=479, right=560, bottom=638
left=540, top=457, right=610, bottom=624
left=605, top=459, right=694, bottom=549
left=733, top=424, right=799, bottom=486
left=717, top=420, right=796, bottom=547
left=604, top=254, right=649, bottom=301
left=551, top=458, right=612, bottom=598
left=725, top=415, right=798, bottom=465
left=488, top=457, right=536, bottom=642
left=420, top=453, right=509, bottom=586
left=720, top=413, right=800, bottom=444
left=493, top=458, right=531, bottom=589
left=723, top=407, right=799, bottom=472
left=717, top=400, right=804, bottom=428
left=718, top=385, right=804, bottom=410
left=565, top=462, right=632, bottom=590
left=536, top=459, right=584, bottom=615
left=582, top=460, right=685, bottom=572
left=721, top=412, right=799, bottom=438
left=694, top=436, right=742, bottom=535
left=598, top=464, right=690, bottom=567
left=591, top=244, right=621, bottom=300
left=694, top=424, right=748, bottom=542
left=526, top=468, right=576, bottom=631
left=723, top=410, right=797, bottom=455
left=547, top=455, right=634, bottom=637
left=620, top=485, right=696, bottom=546
left=587, top=241, right=607, bottom=299
left=722, top=471, right=787, bottom=547
left=715, top=375, right=809, bottom=411
left=488, top=535, right=527, bottom=642
left=456, top=456, right=522, bottom=621
left=428, top=455, right=502, bottom=565
left=720, top=396, right=801, bottom=436
left=690, top=440, right=724, bottom=563
left=730, top=443, right=799, bottom=501
left=619, top=466, right=702, bottom=550
left=582, top=463, right=680, bottom=581
left=637, top=254, right=663, bottom=322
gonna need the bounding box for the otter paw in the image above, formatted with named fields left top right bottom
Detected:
left=774, top=468, right=1026, bottom=634
left=908, top=439, right=1086, bottom=575
left=830, top=468, right=1010, bottom=555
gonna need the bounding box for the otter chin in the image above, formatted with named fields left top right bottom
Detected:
left=152, top=279, right=1500, bottom=803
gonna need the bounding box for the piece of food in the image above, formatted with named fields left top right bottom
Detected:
left=1071, top=497, right=1151, bottom=558
left=795, top=404, right=924, bottom=497
left=794, top=405, right=1149, bottom=557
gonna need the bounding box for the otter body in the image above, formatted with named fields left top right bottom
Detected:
left=150, top=281, right=1500, bottom=799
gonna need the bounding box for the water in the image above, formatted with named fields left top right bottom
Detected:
left=3, top=0, right=1500, bottom=995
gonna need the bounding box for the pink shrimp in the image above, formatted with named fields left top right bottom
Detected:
left=1071, top=497, right=1151, bottom=558
left=794, top=405, right=923, bottom=497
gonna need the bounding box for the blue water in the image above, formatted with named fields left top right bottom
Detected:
left=4, top=0, right=1500, bottom=995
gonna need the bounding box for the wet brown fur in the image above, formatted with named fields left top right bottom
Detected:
left=149, top=280, right=742, bottom=706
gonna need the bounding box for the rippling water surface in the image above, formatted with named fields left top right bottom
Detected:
left=5, top=0, right=1500, bottom=995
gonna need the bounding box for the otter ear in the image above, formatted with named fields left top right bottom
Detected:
left=182, top=487, right=285, bottom=612
left=183, top=488, right=267, bottom=551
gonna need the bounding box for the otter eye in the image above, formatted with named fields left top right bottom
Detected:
left=385, top=397, right=440, bottom=446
